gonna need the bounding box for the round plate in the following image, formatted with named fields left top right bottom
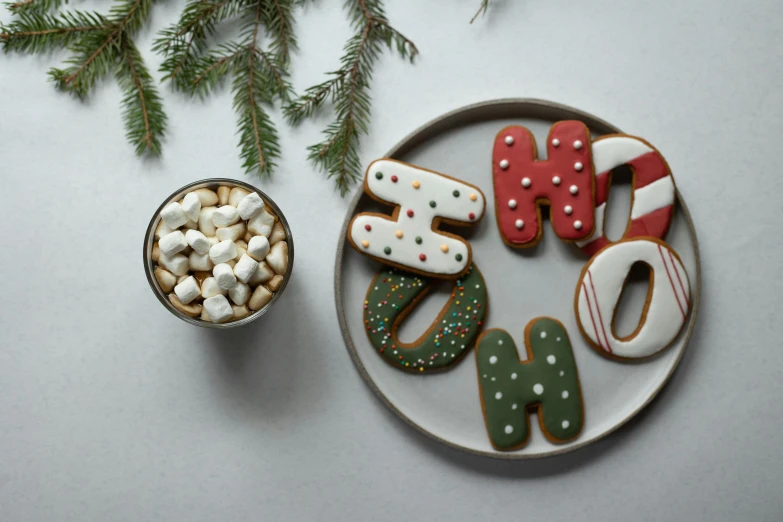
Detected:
left=335, top=99, right=701, bottom=459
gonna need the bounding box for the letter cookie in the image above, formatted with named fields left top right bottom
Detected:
left=364, top=264, right=487, bottom=372
left=575, top=237, right=691, bottom=360
left=576, top=135, right=676, bottom=256
left=492, top=121, right=595, bottom=247
left=349, top=159, right=486, bottom=279
left=476, top=318, right=584, bottom=451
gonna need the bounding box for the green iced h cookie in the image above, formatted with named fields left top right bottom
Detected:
left=475, top=317, right=584, bottom=450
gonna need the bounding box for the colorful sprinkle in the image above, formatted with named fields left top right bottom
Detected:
left=365, top=224, right=372, bottom=231
left=375, top=172, right=383, bottom=180
left=412, top=180, right=420, bottom=189
left=440, top=244, right=449, bottom=253
left=469, top=193, right=477, bottom=201
left=407, top=209, right=414, bottom=218
left=395, top=230, right=403, bottom=239
left=455, top=253, right=463, bottom=262
left=468, top=212, right=476, bottom=220
left=429, top=200, right=436, bottom=208
left=361, top=240, right=369, bottom=248
left=453, top=190, right=460, bottom=197
left=419, top=254, right=427, bottom=261
left=391, top=175, right=398, bottom=183
left=384, top=246, right=391, bottom=255
left=415, top=236, right=422, bottom=245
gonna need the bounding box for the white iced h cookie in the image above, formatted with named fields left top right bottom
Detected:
left=348, top=159, right=485, bottom=278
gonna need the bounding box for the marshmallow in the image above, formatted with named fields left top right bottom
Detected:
left=209, top=240, right=238, bottom=264
left=234, top=240, right=248, bottom=260
left=159, top=252, right=190, bottom=276
left=200, top=308, right=212, bottom=322
left=233, top=254, right=258, bottom=283
left=213, top=263, right=237, bottom=290
left=192, top=188, right=219, bottom=206
left=228, top=282, right=251, bottom=306
left=248, top=286, right=273, bottom=311
left=198, top=206, right=218, bottom=236
left=169, top=293, right=202, bottom=317
left=192, top=270, right=212, bottom=283
left=203, top=294, right=233, bottom=323
left=155, top=220, right=173, bottom=240
left=248, top=260, right=274, bottom=285
left=159, top=230, right=188, bottom=257
left=208, top=236, right=220, bottom=247
left=189, top=252, right=213, bottom=271
left=266, top=241, right=288, bottom=275
left=247, top=209, right=274, bottom=237
left=174, top=276, right=201, bottom=305
left=232, top=305, right=251, bottom=319
left=237, top=192, right=265, bottom=220
left=217, top=186, right=231, bottom=205
left=243, top=230, right=253, bottom=243
left=246, top=235, right=270, bottom=261
left=201, top=276, right=226, bottom=298
left=154, top=267, right=177, bottom=293
left=265, top=274, right=284, bottom=292
left=151, top=243, right=160, bottom=262
left=185, top=229, right=210, bottom=255
left=229, top=187, right=251, bottom=207
left=177, top=274, right=189, bottom=284
left=160, top=202, right=189, bottom=229
left=183, top=219, right=198, bottom=230
left=216, top=222, right=246, bottom=242
left=212, top=206, right=240, bottom=227
left=269, top=221, right=286, bottom=245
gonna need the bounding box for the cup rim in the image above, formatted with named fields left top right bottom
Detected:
left=143, top=178, right=294, bottom=328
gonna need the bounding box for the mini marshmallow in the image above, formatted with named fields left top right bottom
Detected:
left=217, top=186, right=231, bottom=206
left=183, top=219, right=198, bottom=230
left=229, top=282, right=251, bottom=306
left=216, top=222, right=246, bottom=242
left=181, top=192, right=202, bottom=222
left=209, top=240, right=238, bottom=264
left=185, top=229, right=210, bottom=255
left=189, top=252, right=213, bottom=271
left=154, top=267, right=177, bottom=293
left=232, top=304, right=251, bottom=319
left=229, top=187, right=251, bottom=207
left=159, top=230, right=188, bottom=256
left=208, top=236, right=220, bottom=247
left=233, top=254, right=258, bottom=283
left=201, top=277, right=226, bottom=298
left=177, top=274, right=189, bottom=284
left=203, top=294, right=233, bottom=323
left=159, top=253, right=190, bottom=276
left=237, top=192, right=265, bottom=220
left=192, top=270, right=212, bottom=283
left=212, top=206, right=240, bottom=227
left=213, top=263, right=237, bottom=290
left=169, top=294, right=201, bottom=317
left=265, top=274, right=284, bottom=292
left=247, top=209, right=274, bottom=237
left=248, top=285, right=273, bottom=311
left=269, top=222, right=286, bottom=245
left=199, top=206, right=218, bottom=236
left=234, top=240, right=248, bottom=260
left=243, top=230, right=253, bottom=243
left=200, top=308, right=212, bottom=322
left=246, top=235, right=270, bottom=261
left=151, top=243, right=161, bottom=262
left=160, top=202, right=189, bottom=229
left=193, top=188, right=219, bottom=206
left=248, top=260, right=274, bottom=285
left=155, top=220, right=173, bottom=240
left=266, top=241, right=288, bottom=275
left=174, top=276, right=200, bottom=305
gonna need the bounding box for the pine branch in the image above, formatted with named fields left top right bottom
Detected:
left=260, top=0, right=296, bottom=65
left=286, top=0, right=418, bottom=195
left=470, top=0, right=489, bottom=24
left=1, top=11, right=111, bottom=53
left=116, top=33, right=167, bottom=155
left=6, top=0, right=67, bottom=15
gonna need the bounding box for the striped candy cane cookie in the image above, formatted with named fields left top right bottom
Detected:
left=574, top=238, right=691, bottom=360
left=576, top=135, right=676, bottom=257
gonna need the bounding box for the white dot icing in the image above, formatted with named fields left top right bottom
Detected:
left=573, top=140, right=583, bottom=150
left=505, top=135, right=514, bottom=145
left=569, top=185, right=578, bottom=195
left=552, top=138, right=560, bottom=147
left=508, top=199, right=517, bottom=209
left=514, top=219, right=524, bottom=229
left=495, top=392, right=503, bottom=400
left=511, top=403, right=518, bottom=410
left=540, top=331, right=547, bottom=339
left=574, top=220, right=583, bottom=230
left=547, top=355, right=556, bottom=364
left=511, top=373, right=517, bottom=380
left=499, top=159, right=509, bottom=170
left=489, top=355, right=497, bottom=364
left=574, top=162, right=583, bottom=172
left=533, top=383, right=544, bottom=395
left=552, top=176, right=561, bottom=185
left=521, top=177, right=531, bottom=188
left=562, top=420, right=570, bottom=429
left=564, top=205, right=573, bottom=215
left=562, top=390, right=569, bottom=399
left=504, top=425, right=513, bottom=434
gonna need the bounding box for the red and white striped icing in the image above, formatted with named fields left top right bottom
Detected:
left=576, top=136, right=675, bottom=257
left=575, top=238, right=691, bottom=359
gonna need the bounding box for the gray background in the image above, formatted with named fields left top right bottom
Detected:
left=1, top=0, right=781, bottom=520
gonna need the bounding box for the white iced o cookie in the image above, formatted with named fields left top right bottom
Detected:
left=348, top=159, right=486, bottom=279
left=574, top=237, right=691, bottom=359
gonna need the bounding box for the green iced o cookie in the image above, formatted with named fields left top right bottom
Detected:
left=364, top=264, right=487, bottom=373
left=476, top=317, right=584, bottom=450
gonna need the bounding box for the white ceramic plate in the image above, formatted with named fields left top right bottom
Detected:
left=335, top=100, right=701, bottom=459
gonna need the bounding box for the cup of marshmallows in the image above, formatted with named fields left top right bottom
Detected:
left=143, top=179, right=293, bottom=327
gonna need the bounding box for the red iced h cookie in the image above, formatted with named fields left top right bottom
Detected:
left=492, top=121, right=595, bottom=247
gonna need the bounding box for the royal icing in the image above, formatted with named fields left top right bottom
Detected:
left=364, top=264, right=487, bottom=372
left=349, top=160, right=486, bottom=277
left=492, top=122, right=595, bottom=246
left=575, top=136, right=675, bottom=256
left=575, top=237, right=691, bottom=359
left=476, top=318, right=583, bottom=450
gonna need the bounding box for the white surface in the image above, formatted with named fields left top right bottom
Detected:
left=339, top=114, right=699, bottom=457
left=1, top=0, right=781, bottom=520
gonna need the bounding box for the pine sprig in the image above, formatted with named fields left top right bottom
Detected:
left=470, top=0, right=489, bottom=24
left=5, top=0, right=67, bottom=15
left=1, top=0, right=166, bottom=156
left=285, top=0, right=418, bottom=195
left=155, top=0, right=296, bottom=177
